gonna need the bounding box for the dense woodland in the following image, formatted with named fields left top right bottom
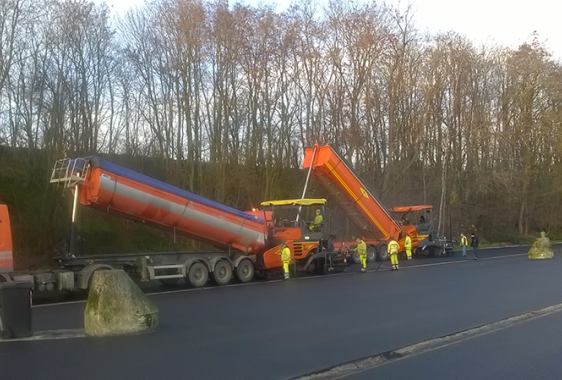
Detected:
left=1, top=0, right=562, bottom=268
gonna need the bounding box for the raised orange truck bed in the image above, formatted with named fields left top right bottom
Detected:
left=303, top=144, right=401, bottom=241
left=304, top=145, right=432, bottom=261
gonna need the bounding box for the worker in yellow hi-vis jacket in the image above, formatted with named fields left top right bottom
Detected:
left=388, top=239, right=400, bottom=270
left=405, top=235, right=412, bottom=260
left=461, top=233, right=468, bottom=257
left=309, top=209, right=324, bottom=231
left=280, top=244, right=291, bottom=279
left=356, top=238, right=367, bottom=272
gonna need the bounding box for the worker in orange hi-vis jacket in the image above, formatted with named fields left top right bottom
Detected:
left=388, top=239, right=400, bottom=271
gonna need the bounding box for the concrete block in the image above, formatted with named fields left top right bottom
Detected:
left=85, top=270, right=158, bottom=337
left=528, top=237, right=554, bottom=260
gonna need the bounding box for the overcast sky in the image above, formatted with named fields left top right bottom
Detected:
left=98, top=0, right=561, bottom=59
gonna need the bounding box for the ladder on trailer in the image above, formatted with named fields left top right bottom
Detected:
left=50, top=158, right=90, bottom=188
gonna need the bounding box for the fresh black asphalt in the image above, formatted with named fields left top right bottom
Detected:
left=2, top=245, right=562, bottom=379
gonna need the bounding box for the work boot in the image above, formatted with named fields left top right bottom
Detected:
left=361, top=268, right=366, bottom=272
left=396, top=265, right=399, bottom=270
left=284, top=273, right=290, bottom=279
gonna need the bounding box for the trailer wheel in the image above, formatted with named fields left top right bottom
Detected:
left=377, top=244, right=389, bottom=261
left=213, top=260, right=233, bottom=286
left=367, top=246, right=377, bottom=262
left=187, top=262, right=208, bottom=288
left=349, top=249, right=361, bottom=264
left=235, top=259, right=254, bottom=283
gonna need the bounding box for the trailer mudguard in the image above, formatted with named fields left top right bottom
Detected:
left=232, top=254, right=255, bottom=269
left=208, top=256, right=233, bottom=272
left=78, top=264, right=114, bottom=290
left=181, top=258, right=211, bottom=276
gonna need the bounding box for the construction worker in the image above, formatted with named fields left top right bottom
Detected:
left=461, top=233, right=468, bottom=257
left=404, top=235, right=412, bottom=260
left=388, top=239, right=400, bottom=270
left=309, top=209, right=323, bottom=231
left=471, top=233, right=479, bottom=260
left=281, top=244, right=291, bottom=279
left=356, top=238, right=367, bottom=272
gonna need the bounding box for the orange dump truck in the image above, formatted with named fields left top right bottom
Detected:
left=303, top=144, right=436, bottom=262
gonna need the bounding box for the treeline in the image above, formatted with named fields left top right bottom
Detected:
left=1, top=0, right=562, bottom=265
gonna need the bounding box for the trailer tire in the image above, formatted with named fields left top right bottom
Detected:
left=213, top=260, right=233, bottom=286
left=377, top=244, right=389, bottom=261
left=367, top=246, right=377, bottom=262
left=187, top=262, right=208, bottom=288
left=349, top=249, right=361, bottom=264
left=235, top=259, right=254, bottom=283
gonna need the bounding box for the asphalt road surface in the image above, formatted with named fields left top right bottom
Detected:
left=2, top=245, right=562, bottom=380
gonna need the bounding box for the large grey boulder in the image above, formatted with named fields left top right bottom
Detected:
left=85, top=270, right=158, bottom=337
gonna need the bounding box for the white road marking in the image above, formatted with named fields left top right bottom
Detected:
left=33, top=299, right=87, bottom=308
left=0, top=329, right=85, bottom=343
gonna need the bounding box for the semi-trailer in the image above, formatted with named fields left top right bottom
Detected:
left=0, top=155, right=347, bottom=292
